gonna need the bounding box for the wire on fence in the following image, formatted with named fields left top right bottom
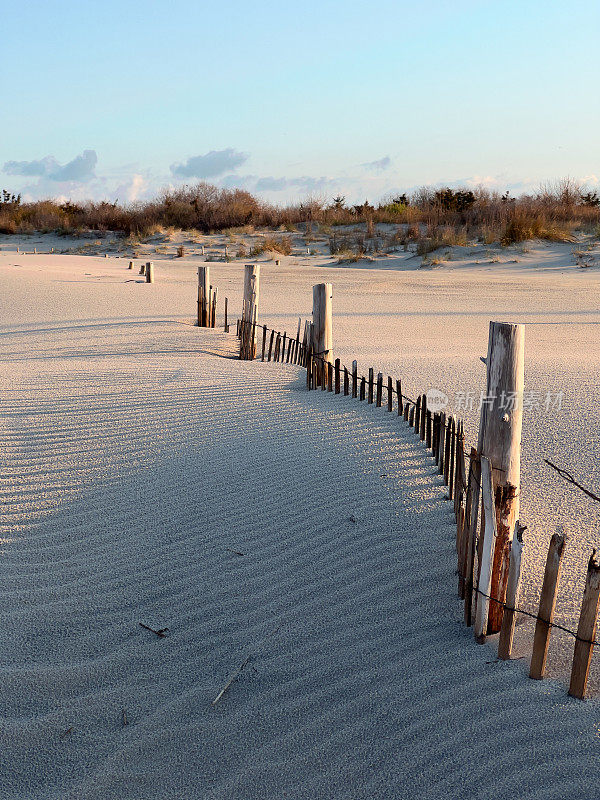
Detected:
left=544, top=459, right=600, bottom=504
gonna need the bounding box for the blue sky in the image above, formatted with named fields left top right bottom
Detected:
left=1, top=0, right=598, bottom=204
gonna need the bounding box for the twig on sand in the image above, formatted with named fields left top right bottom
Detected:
left=60, top=727, right=74, bottom=739
left=139, top=622, right=169, bottom=638
left=211, top=621, right=285, bottom=707
left=227, top=547, right=246, bottom=556
left=122, top=708, right=128, bottom=726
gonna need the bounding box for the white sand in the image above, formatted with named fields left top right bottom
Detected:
left=2, top=240, right=600, bottom=798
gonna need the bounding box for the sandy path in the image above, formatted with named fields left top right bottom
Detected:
left=1, top=254, right=600, bottom=798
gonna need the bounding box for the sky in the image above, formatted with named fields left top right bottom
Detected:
left=1, top=0, right=599, bottom=205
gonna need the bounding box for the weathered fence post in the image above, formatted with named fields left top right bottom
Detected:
left=360, top=376, right=366, bottom=401
left=212, top=288, right=218, bottom=327
left=497, top=522, right=526, bottom=660
left=312, top=283, right=333, bottom=387
left=224, top=297, right=229, bottom=332
left=376, top=373, right=383, bottom=407
left=335, top=359, right=341, bottom=394
left=568, top=551, right=600, bottom=699
left=396, top=380, right=402, bottom=416
left=145, top=262, right=154, bottom=283
left=352, top=361, right=358, bottom=399
left=240, top=264, right=260, bottom=360
left=197, top=266, right=210, bottom=327
left=368, top=368, right=374, bottom=404
left=529, top=531, right=567, bottom=680
left=128, top=260, right=134, bottom=270
left=387, top=377, right=393, bottom=412
left=479, top=321, right=525, bottom=634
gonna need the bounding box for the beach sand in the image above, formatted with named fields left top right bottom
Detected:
left=1, top=238, right=600, bottom=798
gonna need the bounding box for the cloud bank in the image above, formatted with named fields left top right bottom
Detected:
left=3, top=150, right=98, bottom=182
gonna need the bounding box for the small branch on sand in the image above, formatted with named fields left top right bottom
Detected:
left=60, top=727, right=74, bottom=739
left=227, top=548, right=246, bottom=556
left=139, top=623, right=169, bottom=638
left=122, top=709, right=128, bottom=726
left=211, top=621, right=285, bottom=707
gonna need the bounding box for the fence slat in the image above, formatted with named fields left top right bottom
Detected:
left=360, top=376, right=366, bottom=401
left=568, top=551, right=600, bottom=699
left=368, top=368, right=374, bottom=404
left=474, top=456, right=497, bottom=643
left=352, top=360, right=358, bottom=399
left=335, top=358, right=341, bottom=394
left=396, top=380, right=402, bottom=416
left=376, top=372, right=383, bottom=407
left=464, top=450, right=481, bottom=627
left=261, top=325, right=267, bottom=361
left=530, top=531, right=568, bottom=680
left=343, top=367, right=349, bottom=396
left=497, top=523, right=526, bottom=660
left=387, top=376, right=393, bottom=412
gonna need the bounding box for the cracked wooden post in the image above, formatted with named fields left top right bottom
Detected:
left=529, top=531, right=567, bottom=680
left=497, top=522, right=526, bottom=660
left=240, top=264, right=260, bottom=359
left=312, top=283, right=333, bottom=387
left=569, top=550, right=600, bottom=699
left=479, top=321, right=525, bottom=633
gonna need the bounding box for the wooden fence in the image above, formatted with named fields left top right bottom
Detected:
left=233, top=313, right=600, bottom=701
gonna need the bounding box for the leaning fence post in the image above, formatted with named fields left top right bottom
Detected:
left=312, top=283, right=333, bottom=387
left=474, top=456, right=497, bottom=643
left=568, top=551, right=600, bottom=699
left=479, top=321, right=525, bottom=633
left=497, top=523, right=526, bottom=660
left=240, top=265, right=260, bottom=359
left=529, top=531, right=568, bottom=680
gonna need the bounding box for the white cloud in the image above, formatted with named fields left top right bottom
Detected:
left=170, top=148, right=248, bottom=178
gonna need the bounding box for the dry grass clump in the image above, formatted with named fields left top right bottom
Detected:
left=501, top=213, right=576, bottom=245
left=251, top=235, right=292, bottom=256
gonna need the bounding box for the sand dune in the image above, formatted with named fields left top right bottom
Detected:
left=1, top=246, right=600, bottom=798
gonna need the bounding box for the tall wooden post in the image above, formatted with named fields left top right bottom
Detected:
left=479, top=321, right=525, bottom=633
left=240, top=264, right=260, bottom=360
left=198, top=266, right=210, bottom=327
left=312, top=283, right=333, bottom=386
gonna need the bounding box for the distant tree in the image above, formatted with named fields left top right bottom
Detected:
left=580, top=191, right=600, bottom=207
left=432, top=188, right=476, bottom=212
